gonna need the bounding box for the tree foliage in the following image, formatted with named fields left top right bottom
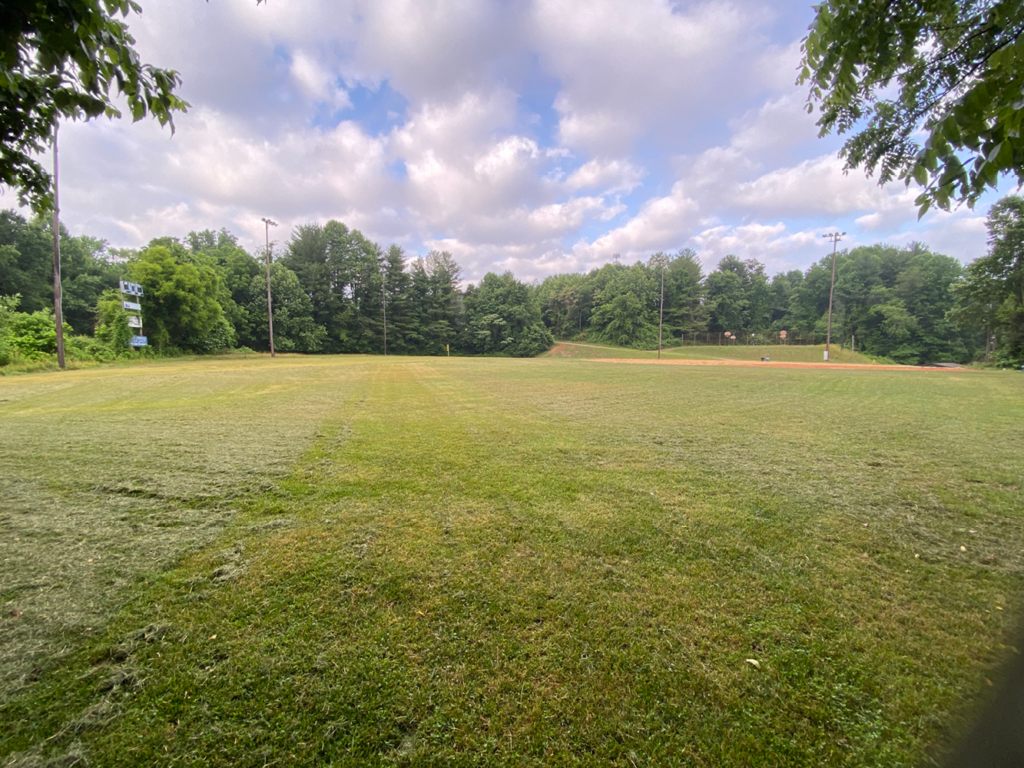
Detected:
left=462, top=271, right=552, bottom=357
left=0, top=207, right=996, bottom=366
left=532, top=243, right=977, bottom=364
left=801, top=0, right=1024, bottom=215
left=951, top=195, right=1024, bottom=364
left=1, top=0, right=190, bottom=212
left=128, top=244, right=227, bottom=351
left=0, top=209, right=119, bottom=332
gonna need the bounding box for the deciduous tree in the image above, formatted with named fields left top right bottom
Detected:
left=952, top=195, right=1024, bottom=364
left=1, top=0, right=189, bottom=212
left=801, top=0, right=1024, bottom=214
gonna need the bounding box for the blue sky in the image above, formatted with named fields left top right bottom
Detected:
left=41, top=0, right=1009, bottom=281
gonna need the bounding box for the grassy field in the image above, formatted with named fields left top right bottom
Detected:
left=1, top=354, right=1022, bottom=767
left=545, top=341, right=878, bottom=364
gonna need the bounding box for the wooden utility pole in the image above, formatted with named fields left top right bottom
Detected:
left=52, top=124, right=65, bottom=369
left=822, top=231, right=845, bottom=361
left=261, top=217, right=277, bottom=357
left=658, top=259, right=665, bottom=359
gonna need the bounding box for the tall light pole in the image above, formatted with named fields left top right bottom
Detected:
left=52, top=123, right=65, bottom=369
left=657, top=257, right=665, bottom=359
left=261, top=217, right=278, bottom=357
left=381, top=261, right=387, bottom=357
left=822, top=231, right=845, bottom=361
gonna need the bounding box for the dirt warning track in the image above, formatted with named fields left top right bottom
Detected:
left=587, top=358, right=966, bottom=371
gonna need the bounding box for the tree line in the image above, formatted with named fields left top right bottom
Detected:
left=0, top=212, right=554, bottom=364
left=2, top=197, right=1023, bottom=367
left=544, top=245, right=971, bottom=365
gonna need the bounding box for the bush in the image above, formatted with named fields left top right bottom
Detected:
left=181, top=315, right=237, bottom=354
left=95, top=289, right=133, bottom=351
left=8, top=309, right=73, bottom=358
left=506, top=323, right=555, bottom=357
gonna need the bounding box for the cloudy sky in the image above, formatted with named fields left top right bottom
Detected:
left=30, top=0, right=1012, bottom=281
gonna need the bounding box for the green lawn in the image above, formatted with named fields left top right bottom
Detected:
left=1, top=355, right=1022, bottom=767
left=546, top=341, right=879, bottom=364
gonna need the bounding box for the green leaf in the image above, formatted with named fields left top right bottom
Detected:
left=912, top=163, right=928, bottom=186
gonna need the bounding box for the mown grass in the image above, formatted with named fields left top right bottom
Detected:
left=545, top=341, right=878, bottom=364
left=1, top=355, right=1022, bottom=767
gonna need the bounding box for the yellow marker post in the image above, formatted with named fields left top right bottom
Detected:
left=446, top=344, right=449, bottom=356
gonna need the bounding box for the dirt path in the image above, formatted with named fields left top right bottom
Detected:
left=586, top=357, right=966, bottom=371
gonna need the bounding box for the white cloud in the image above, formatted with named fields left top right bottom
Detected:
left=534, top=0, right=769, bottom=152
left=892, top=210, right=990, bottom=263
left=753, top=39, right=805, bottom=93
left=290, top=51, right=351, bottom=109
left=691, top=222, right=825, bottom=272
left=571, top=181, right=700, bottom=263
left=6, top=0, right=994, bottom=283
left=563, top=158, right=644, bottom=193
left=729, top=92, right=819, bottom=157
left=732, top=155, right=914, bottom=217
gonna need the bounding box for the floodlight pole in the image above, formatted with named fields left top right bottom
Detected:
left=381, top=261, right=387, bottom=357
left=261, top=217, right=278, bottom=357
left=52, top=123, right=65, bottom=369
left=822, top=231, right=845, bottom=361
left=658, top=259, right=665, bottom=359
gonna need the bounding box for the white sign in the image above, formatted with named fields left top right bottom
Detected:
left=123, top=301, right=141, bottom=311
left=119, top=280, right=144, bottom=296
left=127, top=315, right=142, bottom=328
left=129, top=335, right=148, bottom=347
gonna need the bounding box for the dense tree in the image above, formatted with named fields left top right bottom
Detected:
left=801, top=0, right=1024, bottom=214
left=410, top=251, right=463, bottom=355
left=382, top=245, right=417, bottom=354
left=0, top=210, right=51, bottom=311
left=706, top=269, right=746, bottom=335
left=952, top=196, right=1024, bottom=365
left=0, top=209, right=118, bottom=332
left=59, top=233, right=119, bottom=333
left=243, top=263, right=326, bottom=353
left=128, top=245, right=228, bottom=351
left=0, top=294, right=17, bottom=365
left=279, top=220, right=383, bottom=353
left=0, top=207, right=986, bottom=365
left=769, top=270, right=803, bottom=330
left=537, top=273, right=588, bottom=339
left=587, top=262, right=658, bottom=348
left=462, top=272, right=552, bottom=357
left=185, top=228, right=260, bottom=345
left=661, top=249, right=707, bottom=339
left=784, top=244, right=972, bottom=363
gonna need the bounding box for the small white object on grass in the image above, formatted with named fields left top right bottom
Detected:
left=745, top=659, right=761, bottom=669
